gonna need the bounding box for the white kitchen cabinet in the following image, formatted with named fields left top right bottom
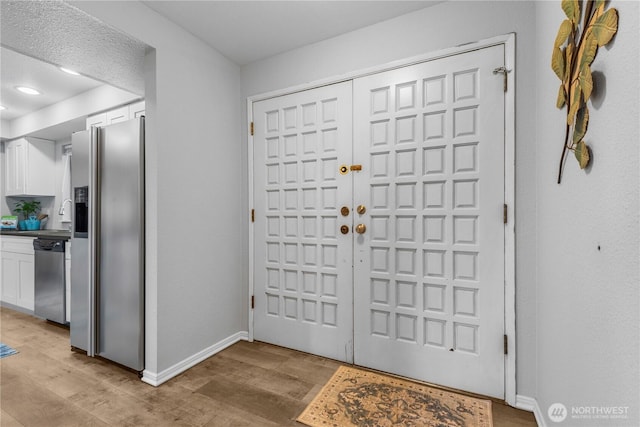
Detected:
left=106, top=106, right=129, bottom=125
left=1, top=236, right=35, bottom=311
left=0, top=252, right=18, bottom=305
left=86, top=101, right=145, bottom=129
left=86, top=113, right=107, bottom=128
left=129, top=101, right=146, bottom=118
left=65, top=242, right=71, bottom=323
left=4, top=137, right=56, bottom=197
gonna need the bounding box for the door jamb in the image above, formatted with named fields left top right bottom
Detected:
left=247, top=33, right=517, bottom=406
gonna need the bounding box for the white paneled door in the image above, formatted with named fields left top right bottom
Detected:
left=352, top=45, right=505, bottom=398
left=253, top=82, right=355, bottom=362
left=253, top=45, right=506, bottom=397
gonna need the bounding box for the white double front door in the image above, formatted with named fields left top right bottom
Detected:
left=253, top=45, right=506, bottom=398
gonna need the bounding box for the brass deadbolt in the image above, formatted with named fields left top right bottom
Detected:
left=340, top=225, right=350, bottom=235
left=339, top=165, right=349, bottom=175
left=355, top=224, right=366, bottom=234
left=356, top=205, right=366, bottom=215
left=340, top=206, right=350, bottom=216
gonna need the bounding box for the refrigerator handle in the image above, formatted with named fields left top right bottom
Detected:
left=88, top=126, right=100, bottom=357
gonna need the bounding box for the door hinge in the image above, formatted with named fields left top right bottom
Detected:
left=250, top=122, right=254, bottom=136
left=251, top=295, right=255, bottom=309
left=251, top=209, right=255, bottom=223
left=493, top=66, right=510, bottom=92
left=504, top=334, right=508, bottom=355
left=503, top=204, right=508, bottom=224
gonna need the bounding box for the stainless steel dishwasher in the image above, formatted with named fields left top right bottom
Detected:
left=34, top=238, right=67, bottom=324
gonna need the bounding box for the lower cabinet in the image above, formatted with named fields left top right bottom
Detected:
left=1, top=237, right=35, bottom=311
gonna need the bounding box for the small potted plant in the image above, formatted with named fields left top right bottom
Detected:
left=13, top=200, right=41, bottom=230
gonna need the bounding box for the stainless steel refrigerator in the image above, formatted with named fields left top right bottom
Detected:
left=70, top=117, right=144, bottom=372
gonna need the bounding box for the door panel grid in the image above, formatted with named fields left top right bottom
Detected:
left=353, top=46, right=505, bottom=398
left=253, top=82, right=354, bottom=362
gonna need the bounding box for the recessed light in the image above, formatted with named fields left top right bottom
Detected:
left=16, top=86, right=41, bottom=95
left=60, top=67, right=80, bottom=76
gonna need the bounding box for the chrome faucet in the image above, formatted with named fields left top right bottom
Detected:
left=58, top=198, right=72, bottom=215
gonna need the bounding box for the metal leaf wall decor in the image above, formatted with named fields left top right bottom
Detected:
left=552, top=0, right=618, bottom=183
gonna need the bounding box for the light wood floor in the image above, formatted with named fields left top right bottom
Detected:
left=0, top=307, right=537, bottom=426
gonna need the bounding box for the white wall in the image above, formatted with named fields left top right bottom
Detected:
left=48, top=138, right=72, bottom=231
left=241, top=0, right=538, bottom=398
left=70, top=1, right=244, bottom=377
left=1, top=119, right=11, bottom=136
left=535, top=1, right=639, bottom=425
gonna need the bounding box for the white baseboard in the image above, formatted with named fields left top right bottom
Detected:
left=141, top=331, right=248, bottom=387
left=1, top=301, right=34, bottom=316
left=516, top=394, right=546, bottom=427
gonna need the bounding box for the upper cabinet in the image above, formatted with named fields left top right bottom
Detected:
left=4, top=137, right=56, bottom=197
left=128, top=101, right=146, bottom=119
left=86, top=101, right=145, bottom=129
left=106, top=105, right=129, bottom=125
left=86, top=114, right=107, bottom=128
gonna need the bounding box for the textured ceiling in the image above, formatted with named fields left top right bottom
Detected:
left=143, top=1, right=441, bottom=65
left=0, top=0, right=148, bottom=96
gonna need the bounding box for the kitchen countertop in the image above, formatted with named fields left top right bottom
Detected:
left=0, top=229, right=71, bottom=240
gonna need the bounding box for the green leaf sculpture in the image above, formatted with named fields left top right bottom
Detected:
left=552, top=0, right=618, bottom=183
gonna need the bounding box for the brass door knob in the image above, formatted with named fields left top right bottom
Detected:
left=340, top=225, right=350, bottom=235
left=357, top=205, right=366, bottom=215
left=340, top=206, right=350, bottom=216
left=355, top=224, right=366, bottom=234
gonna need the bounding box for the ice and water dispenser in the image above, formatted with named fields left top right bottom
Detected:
left=74, top=186, right=88, bottom=238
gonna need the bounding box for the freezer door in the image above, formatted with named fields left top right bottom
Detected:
left=96, top=117, right=145, bottom=371
left=70, top=129, right=93, bottom=353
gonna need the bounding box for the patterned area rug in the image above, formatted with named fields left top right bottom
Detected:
left=298, top=366, right=493, bottom=427
left=0, top=343, right=18, bottom=359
